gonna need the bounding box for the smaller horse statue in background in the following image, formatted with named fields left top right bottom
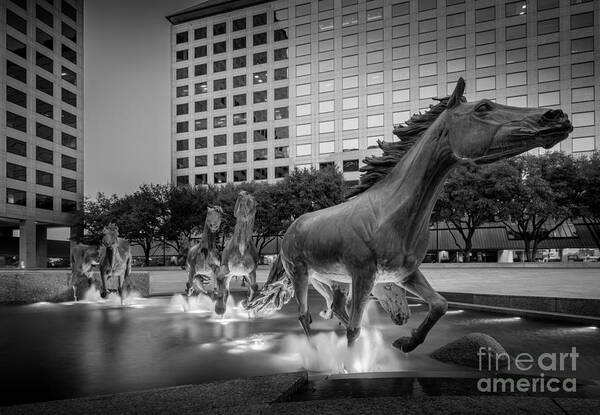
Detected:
left=99, top=223, right=132, bottom=304
left=185, top=206, right=223, bottom=296
left=69, top=243, right=100, bottom=301
left=214, top=191, right=259, bottom=315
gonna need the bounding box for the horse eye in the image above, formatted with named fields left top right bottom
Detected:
left=476, top=103, right=491, bottom=113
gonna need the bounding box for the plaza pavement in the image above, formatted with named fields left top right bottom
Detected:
left=148, top=264, right=600, bottom=299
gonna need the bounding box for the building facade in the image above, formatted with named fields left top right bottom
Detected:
left=1, top=0, right=83, bottom=267
left=167, top=0, right=599, bottom=187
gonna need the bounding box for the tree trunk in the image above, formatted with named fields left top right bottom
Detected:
left=144, top=245, right=151, bottom=266
left=524, top=239, right=533, bottom=262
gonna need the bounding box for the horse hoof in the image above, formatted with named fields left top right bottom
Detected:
left=319, top=309, right=333, bottom=320
left=392, top=336, right=419, bottom=353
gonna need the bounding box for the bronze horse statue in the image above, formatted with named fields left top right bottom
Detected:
left=69, top=243, right=100, bottom=301
left=184, top=206, right=223, bottom=296
left=99, top=223, right=132, bottom=304
left=246, top=78, right=572, bottom=351
left=214, top=191, right=259, bottom=315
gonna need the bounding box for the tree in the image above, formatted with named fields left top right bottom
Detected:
left=577, top=152, right=600, bottom=249
left=434, top=164, right=498, bottom=262
left=115, top=184, right=168, bottom=266
left=81, top=193, right=121, bottom=245
left=493, top=153, right=579, bottom=262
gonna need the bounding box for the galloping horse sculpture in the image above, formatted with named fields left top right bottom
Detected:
left=213, top=191, right=259, bottom=315
left=184, top=206, right=223, bottom=296
left=99, top=223, right=132, bottom=304
left=69, top=243, right=100, bottom=301
left=246, top=78, right=572, bottom=351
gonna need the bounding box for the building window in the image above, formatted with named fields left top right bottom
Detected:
left=36, top=146, right=53, bottom=164
left=367, top=50, right=384, bottom=64
left=233, top=132, right=247, bottom=145
left=571, top=37, right=593, bottom=54
left=367, top=93, right=384, bottom=107
left=233, top=113, right=247, bottom=125
left=319, top=59, right=334, bottom=73
left=37, top=99, right=53, bottom=119
left=446, top=58, right=465, bottom=73
left=233, top=37, right=246, bottom=51
left=475, top=6, right=495, bottom=23
left=253, top=32, right=267, bottom=46
left=253, top=52, right=267, bottom=65
left=342, top=13, right=358, bottom=27
left=233, top=56, right=246, bottom=69
left=176, top=103, right=188, bottom=116
left=476, top=53, right=495, bottom=69
left=367, top=7, right=383, bottom=21
left=419, top=85, right=437, bottom=99
left=572, top=112, right=594, bottom=127
left=6, top=137, right=26, bottom=157
left=213, top=79, right=226, bottom=91
left=7, top=85, right=27, bottom=108
left=274, top=29, right=288, bottom=42
left=392, top=2, right=410, bottom=16
left=175, top=49, right=188, bottom=62
left=507, top=72, right=527, bottom=87
left=7, top=35, right=27, bottom=60
left=367, top=29, right=384, bottom=44
left=476, top=76, right=496, bottom=91
left=297, top=103, right=311, bottom=117
left=320, top=121, right=335, bottom=134
left=419, top=63, right=437, bottom=78
left=296, top=42, right=311, bottom=56
left=343, top=160, right=359, bottom=172
left=572, top=87, right=594, bottom=103
left=507, top=95, right=527, bottom=107
left=447, top=12, right=465, bottom=28
left=367, top=135, right=383, bottom=149
left=233, top=94, right=246, bottom=107
left=36, top=28, right=53, bottom=50
left=538, top=67, right=559, bottom=83
left=538, top=91, right=560, bottom=106
left=176, top=31, right=188, bottom=44
left=195, top=136, right=207, bottom=149
left=538, top=42, right=559, bottom=59
left=571, top=12, right=593, bottom=29
left=254, top=71, right=267, bottom=84
left=319, top=142, right=335, bottom=154
left=233, top=170, right=247, bottom=182
left=36, top=4, right=54, bottom=27
left=233, top=151, right=247, bottom=163
left=296, top=84, right=311, bottom=96
left=572, top=62, right=594, bottom=78
left=195, top=118, right=208, bottom=130
left=62, top=0, right=77, bottom=21
left=274, top=8, right=288, bottom=22
left=6, top=162, right=26, bottom=181
left=213, top=116, right=227, bottom=128
left=254, top=168, right=268, bottom=180
left=254, top=110, right=267, bottom=123
left=62, top=132, right=77, bottom=149
left=275, top=126, right=289, bottom=140
left=254, top=148, right=268, bottom=161
left=176, top=139, right=188, bottom=151
left=36, top=169, right=53, bottom=187
left=275, top=146, right=289, bottom=159
left=538, top=0, right=559, bottom=11
left=233, top=18, right=246, bottom=31
left=447, top=35, right=465, bottom=51
left=538, top=18, right=559, bottom=35
left=213, top=60, right=227, bottom=73
left=367, top=72, right=384, bottom=86
left=253, top=12, right=267, bottom=27
left=505, top=1, right=527, bottom=17
left=214, top=153, right=227, bottom=165
left=296, top=124, right=311, bottom=136
left=195, top=174, right=207, bottom=186
left=195, top=45, right=207, bottom=58
left=177, top=121, right=189, bottom=133
left=254, top=91, right=267, bottom=104
left=176, top=157, right=189, bottom=170
left=507, top=48, right=527, bottom=64
left=62, top=88, right=77, bottom=107
left=36, top=194, right=53, bottom=210
left=176, top=67, right=188, bottom=80
left=296, top=63, right=311, bottom=77
left=176, top=85, right=188, bottom=97
left=61, top=198, right=76, bottom=213
left=7, top=111, right=26, bottom=132
left=274, top=67, right=288, bottom=81
left=214, top=134, right=227, bottom=147
left=343, top=118, right=358, bottom=131
left=274, top=48, right=288, bottom=61
left=343, top=96, right=358, bottom=109
left=195, top=100, right=207, bottom=112
left=213, top=96, right=227, bottom=110
left=213, top=22, right=226, bottom=36
left=572, top=137, right=595, bottom=153
left=318, top=19, right=333, bottom=32
left=274, top=87, right=288, bottom=100
left=254, top=129, right=268, bottom=142
left=7, top=60, right=27, bottom=83
left=194, top=27, right=207, bottom=40
left=343, top=138, right=359, bottom=152
left=296, top=143, right=311, bottom=157
left=419, top=40, right=437, bottom=56
left=367, top=114, right=384, bottom=128
left=213, top=41, right=226, bottom=55
left=36, top=52, right=53, bottom=73
left=506, top=24, right=527, bottom=40
left=176, top=176, right=189, bottom=186
left=6, top=188, right=26, bottom=206
left=275, top=166, right=289, bottom=178
left=37, top=77, right=53, bottom=96
left=319, top=100, right=334, bottom=113
left=393, top=67, right=410, bottom=81
left=233, top=75, right=247, bottom=88
left=476, top=30, right=495, bottom=46
left=393, top=89, right=410, bottom=103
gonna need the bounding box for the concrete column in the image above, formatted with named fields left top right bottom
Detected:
left=19, top=220, right=36, bottom=268
left=36, top=224, right=48, bottom=268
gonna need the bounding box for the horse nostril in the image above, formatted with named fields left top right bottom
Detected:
left=543, top=109, right=563, bottom=121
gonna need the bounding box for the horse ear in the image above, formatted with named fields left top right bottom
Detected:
left=447, top=77, right=466, bottom=109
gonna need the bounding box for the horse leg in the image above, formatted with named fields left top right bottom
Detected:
left=372, top=283, right=410, bottom=326
left=289, top=261, right=311, bottom=338
left=346, top=267, right=376, bottom=346
left=310, top=278, right=334, bottom=320
left=246, top=269, right=258, bottom=302
left=332, top=284, right=350, bottom=327
left=118, top=274, right=123, bottom=306
left=99, top=269, right=108, bottom=298
left=394, top=269, right=447, bottom=352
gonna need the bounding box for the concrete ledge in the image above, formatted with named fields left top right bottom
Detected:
left=0, top=372, right=308, bottom=415
left=438, top=291, right=600, bottom=318
left=0, top=270, right=150, bottom=304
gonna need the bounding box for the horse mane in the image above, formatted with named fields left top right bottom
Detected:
left=346, top=96, right=452, bottom=198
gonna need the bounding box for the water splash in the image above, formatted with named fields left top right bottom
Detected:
left=168, top=294, right=213, bottom=314
left=224, top=333, right=278, bottom=354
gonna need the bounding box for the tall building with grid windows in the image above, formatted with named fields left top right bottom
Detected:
left=167, top=0, right=598, bottom=187
left=1, top=0, right=83, bottom=267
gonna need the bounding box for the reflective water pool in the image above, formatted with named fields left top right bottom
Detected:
left=1, top=290, right=599, bottom=406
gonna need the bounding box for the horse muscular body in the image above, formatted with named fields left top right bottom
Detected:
left=248, top=78, right=572, bottom=352
left=185, top=206, right=223, bottom=296
left=99, top=223, right=132, bottom=304
left=69, top=243, right=100, bottom=301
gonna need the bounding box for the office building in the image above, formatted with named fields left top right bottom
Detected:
left=1, top=0, right=84, bottom=267
left=167, top=0, right=598, bottom=187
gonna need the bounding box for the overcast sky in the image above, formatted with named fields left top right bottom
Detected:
left=84, top=0, right=197, bottom=197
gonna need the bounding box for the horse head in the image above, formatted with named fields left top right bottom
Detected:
left=205, top=205, right=223, bottom=233
left=233, top=191, right=256, bottom=221
left=442, top=78, right=572, bottom=164
left=101, top=223, right=119, bottom=247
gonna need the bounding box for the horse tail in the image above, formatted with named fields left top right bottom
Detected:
left=244, top=255, right=294, bottom=314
